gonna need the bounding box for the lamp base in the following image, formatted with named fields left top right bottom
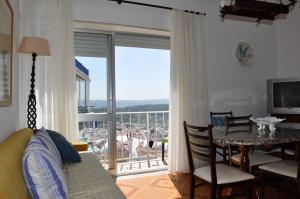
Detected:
left=27, top=53, right=37, bottom=130
left=27, top=94, right=37, bottom=130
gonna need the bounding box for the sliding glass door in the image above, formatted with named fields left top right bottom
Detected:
left=74, top=31, right=116, bottom=170
left=74, top=30, right=170, bottom=175
left=114, top=34, right=170, bottom=175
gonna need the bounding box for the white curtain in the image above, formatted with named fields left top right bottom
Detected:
left=168, top=10, right=209, bottom=173
left=19, top=0, right=78, bottom=141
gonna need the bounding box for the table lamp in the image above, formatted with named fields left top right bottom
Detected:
left=18, top=36, right=50, bottom=130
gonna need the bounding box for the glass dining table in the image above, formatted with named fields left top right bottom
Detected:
left=212, top=123, right=300, bottom=172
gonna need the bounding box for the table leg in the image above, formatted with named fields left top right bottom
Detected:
left=239, top=145, right=250, bottom=173
left=296, top=142, right=300, bottom=198
left=230, top=145, right=253, bottom=199
left=295, top=142, right=300, bottom=160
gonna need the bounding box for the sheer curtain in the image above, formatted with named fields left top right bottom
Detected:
left=19, top=0, right=78, bottom=141
left=168, top=10, right=209, bottom=173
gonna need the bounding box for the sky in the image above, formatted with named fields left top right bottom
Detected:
left=76, top=46, right=170, bottom=100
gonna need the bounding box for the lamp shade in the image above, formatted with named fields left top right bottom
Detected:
left=18, top=36, right=50, bottom=56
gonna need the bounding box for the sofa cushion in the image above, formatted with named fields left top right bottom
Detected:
left=35, top=129, right=62, bottom=167
left=23, top=138, right=68, bottom=199
left=0, top=128, right=33, bottom=199
left=72, top=141, right=88, bottom=152
left=64, top=152, right=126, bottom=199
left=46, top=130, right=81, bottom=163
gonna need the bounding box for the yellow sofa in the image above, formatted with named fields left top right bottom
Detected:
left=0, top=128, right=126, bottom=199
left=0, top=128, right=33, bottom=199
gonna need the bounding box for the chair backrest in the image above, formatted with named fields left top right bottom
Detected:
left=296, top=155, right=300, bottom=184
left=183, top=121, right=217, bottom=184
left=210, top=111, right=233, bottom=127
left=225, top=114, right=252, bottom=135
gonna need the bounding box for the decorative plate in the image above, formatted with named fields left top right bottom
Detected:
left=236, top=42, right=254, bottom=65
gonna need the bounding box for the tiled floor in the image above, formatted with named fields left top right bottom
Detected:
left=117, top=159, right=168, bottom=175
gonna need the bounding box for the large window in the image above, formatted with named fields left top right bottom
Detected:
left=74, top=31, right=170, bottom=175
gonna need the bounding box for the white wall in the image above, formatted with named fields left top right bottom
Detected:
left=0, top=0, right=20, bottom=141
left=203, top=4, right=277, bottom=117
left=74, top=0, right=278, bottom=117
left=276, top=3, right=300, bottom=78
left=0, top=0, right=292, bottom=141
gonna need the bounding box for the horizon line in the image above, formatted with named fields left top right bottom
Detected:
left=89, top=98, right=169, bottom=101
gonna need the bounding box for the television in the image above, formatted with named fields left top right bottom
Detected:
left=267, top=77, right=300, bottom=114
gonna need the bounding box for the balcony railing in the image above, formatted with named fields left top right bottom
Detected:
left=78, top=111, right=169, bottom=172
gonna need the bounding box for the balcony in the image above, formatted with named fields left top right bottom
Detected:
left=78, top=111, right=169, bottom=175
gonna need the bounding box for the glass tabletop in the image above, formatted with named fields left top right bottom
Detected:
left=213, top=123, right=300, bottom=146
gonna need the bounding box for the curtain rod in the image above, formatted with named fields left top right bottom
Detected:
left=108, top=0, right=206, bottom=16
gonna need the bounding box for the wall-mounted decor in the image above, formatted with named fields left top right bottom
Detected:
left=220, top=0, right=297, bottom=23
left=0, top=0, right=13, bottom=107
left=236, top=42, right=253, bottom=65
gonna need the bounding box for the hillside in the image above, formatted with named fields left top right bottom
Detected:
left=89, top=99, right=169, bottom=108
left=90, top=104, right=169, bottom=113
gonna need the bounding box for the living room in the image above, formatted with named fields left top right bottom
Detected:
left=0, top=0, right=300, bottom=198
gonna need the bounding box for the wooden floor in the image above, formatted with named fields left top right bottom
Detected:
left=117, top=173, right=297, bottom=199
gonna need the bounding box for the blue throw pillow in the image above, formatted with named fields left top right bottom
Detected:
left=46, top=129, right=81, bottom=163
left=23, top=137, right=69, bottom=199
left=35, top=128, right=62, bottom=168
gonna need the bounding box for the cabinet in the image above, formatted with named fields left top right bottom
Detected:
left=271, top=113, right=300, bottom=123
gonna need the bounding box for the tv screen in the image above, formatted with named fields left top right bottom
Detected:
left=273, top=81, right=300, bottom=108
